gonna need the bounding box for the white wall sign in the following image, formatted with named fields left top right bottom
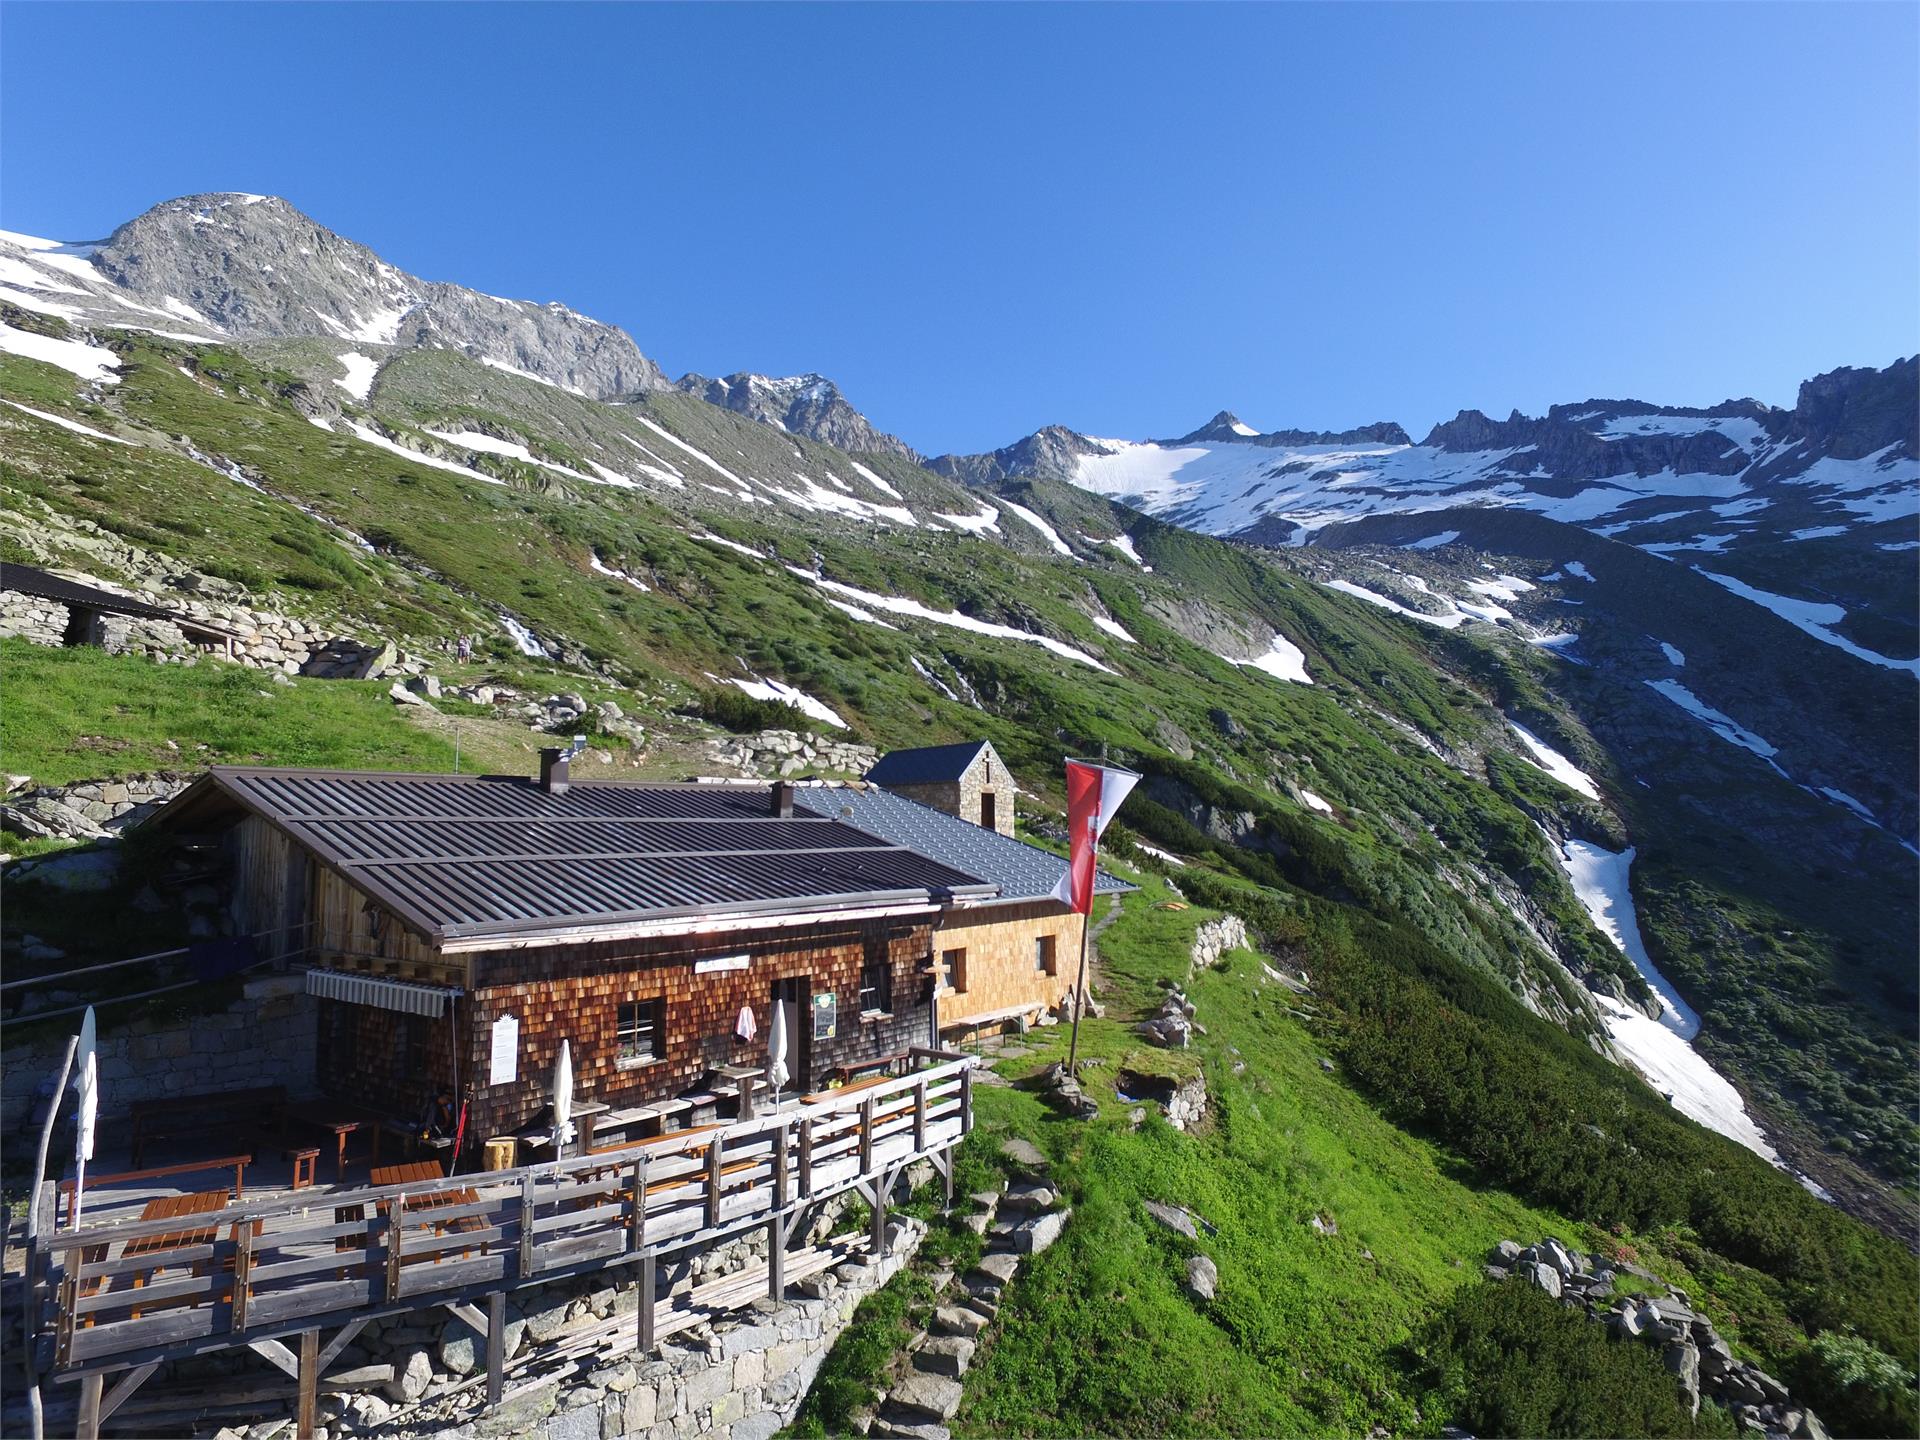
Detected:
left=695, top=953, right=751, bottom=975
left=490, top=1014, right=519, bottom=1086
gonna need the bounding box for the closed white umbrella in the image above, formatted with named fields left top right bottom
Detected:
left=72, top=1007, right=98, bottom=1229
left=552, top=1040, right=575, bottom=1153
left=767, top=1001, right=790, bottom=1102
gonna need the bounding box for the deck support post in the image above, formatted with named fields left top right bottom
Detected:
left=485, top=1290, right=506, bottom=1409
left=767, top=1218, right=785, bottom=1302
left=637, top=1252, right=656, bottom=1358
left=75, top=1374, right=102, bottom=1440
left=869, top=1170, right=888, bottom=1258
left=960, top=1067, right=974, bottom=1135
left=97, top=1362, right=158, bottom=1428
left=797, top=1119, right=813, bottom=1197
left=296, top=1328, right=319, bottom=1440
left=518, top=1171, right=536, bottom=1281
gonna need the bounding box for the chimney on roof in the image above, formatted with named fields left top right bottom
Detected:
left=772, top=781, right=796, bottom=819
left=539, top=747, right=571, bottom=795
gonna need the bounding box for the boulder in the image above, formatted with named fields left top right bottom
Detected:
left=1184, top=1254, right=1218, bottom=1303
left=1491, top=1240, right=1524, bottom=1265
left=1664, top=1341, right=1701, bottom=1418
left=915, top=1334, right=977, bottom=1378
left=388, top=681, right=429, bottom=707
left=1527, top=1261, right=1563, bottom=1299
left=384, top=1348, right=433, bottom=1404
left=1144, top=1201, right=1198, bottom=1240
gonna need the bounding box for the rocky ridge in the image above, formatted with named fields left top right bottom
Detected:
left=1489, top=1238, right=1828, bottom=1439
left=676, top=372, right=919, bottom=461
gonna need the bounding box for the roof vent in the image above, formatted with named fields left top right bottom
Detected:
left=772, top=781, right=796, bottom=819
left=539, top=747, right=571, bottom=795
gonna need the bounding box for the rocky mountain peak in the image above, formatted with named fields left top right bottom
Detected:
left=675, top=370, right=917, bottom=461
left=84, top=193, right=666, bottom=398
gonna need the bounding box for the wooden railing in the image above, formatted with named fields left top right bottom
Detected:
left=31, top=1053, right=974, bottom=1385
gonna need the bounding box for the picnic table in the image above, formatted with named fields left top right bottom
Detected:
left=122, top=1189, right=258, bottom=1319
left=281, top=1102, right=366, bottom=1185
left=369, top=1162, right=484, bottom=1263
left=129, top=1086, right=284, bottom=1168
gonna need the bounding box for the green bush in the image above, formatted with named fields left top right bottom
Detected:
left=1415, top=1280, right=1735, bottom=1438
left=1789, top=1331, right=1919, bottom=1440
left=694, top=686, right=815, bottom=735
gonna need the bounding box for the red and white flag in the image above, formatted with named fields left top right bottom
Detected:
left=1051, top=760, right=1140, bottom=914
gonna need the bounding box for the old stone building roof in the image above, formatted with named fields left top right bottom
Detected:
left=799, top=783, right=1131, bottom=906
left=0, top=561, right=179, bottom=620
left=861, top=740, right=994, bottom=787
left=152, top=768, right=1000, bottom=945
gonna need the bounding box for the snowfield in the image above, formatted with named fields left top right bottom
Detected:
left=333, top=351, right=381, bottom=401
left=1697, top=569, right=1918, bottom=675
left=1554, top=839, right=1779, bottom=1162
left=0, top=322, right=121, bottom=383
left=1000, top=500, right=1075, bottom=557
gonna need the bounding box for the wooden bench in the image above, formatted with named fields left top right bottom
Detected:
left=130, top=1086, right=285, bottom=1169
left=58, top=1154, right=252, bottom=1226
left=830, top=1051, right=911, bottom=1085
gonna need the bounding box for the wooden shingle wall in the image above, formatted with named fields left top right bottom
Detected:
left=460, top=918, right=935, bottom=1142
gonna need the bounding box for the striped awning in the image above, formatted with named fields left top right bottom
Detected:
left=305, top=968, right=462, bottom=1018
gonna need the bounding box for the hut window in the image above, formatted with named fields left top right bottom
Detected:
left=942, top=947, right=968, bottom=994
left=1035, top=935, right=1057, bottom=975
left=858, top=956, right=891, bottom=1016
left=617, top=999, right=664, bottom=1064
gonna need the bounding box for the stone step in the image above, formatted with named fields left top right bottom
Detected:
left=915, top=1335, right=977, bottom=1379
left=885, top=1370, right=966, bottom=1423
left=931, top=1306, right=989, bottom=1338
left=870, top=1417, right=952, bottom=1440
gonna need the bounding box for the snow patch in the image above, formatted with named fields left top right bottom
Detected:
left=727, top=676, right=847, bottom=729
left=1, top=398, right=129, bottom=444
left=1657, top=641, right=1685, bottom=667
left=333, top=352, right=380, bottom=401
left=935, top=503, right=1001, bottom=534
left=589, top=555, right=649, bottom=592
left=343, top=421, right=504, bottom=484
left=1219, top=633, right=1313, bottom=685
left=1299, top=789, right=1334, bottom=815
left=1105, top=534, right=1151, bottom=569
left=1090, top=613, right=1135, bottom=643
left=846, top=460, right=903, bottom=499
left=1697, top=569, right=1918, bottom=675
left=1405, top=530, right=1460, bottom=550
left=1000, top=501, right=1075, bottom=557
left=693, top=533, right=767, bottom=560
left=1507, top=721, right=1601, bottom=800
left=788, top=568, right=1116, bottom=673
left=0, top=322, right=119, bottom=383
left=1322, top=577, right=1467, bottom=628
left=1644, top=679, right=1779, bottom=761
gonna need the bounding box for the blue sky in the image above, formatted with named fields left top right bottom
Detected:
left=3, top=3, right=1914, bottom=456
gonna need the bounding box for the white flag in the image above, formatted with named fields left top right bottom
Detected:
left=74, top=1006, right=98, bottom=1165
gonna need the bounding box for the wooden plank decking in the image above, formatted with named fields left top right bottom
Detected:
left=24, top=1051, right=973, bottom=1439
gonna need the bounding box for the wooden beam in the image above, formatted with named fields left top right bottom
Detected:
left=767, top=1219, right=784, bottom=1303
left=246, top=1337, right=300, bottom=1380
left=75, top=1373, right=102, bottom=1440
left=231, top=1225, right=254, bottom=1333
left=446, top=1302, right=488, bottom=1337
left=705, top=1138, right=723, bottom=1230
left=296, top=1329, right=318, bottom=1440
left=317, top=1318, right=368, bottom=1374
left=485, top=1291, right=505, bottom=1409
left=97, top=1362, right=158, bottom=1424
left=637, top=1253, right=656, bottom=1357
left=518, top=1171, right=536, bottom=1280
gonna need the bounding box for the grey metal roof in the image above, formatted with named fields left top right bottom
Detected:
left=862, top=741, right=990, bottom=787
left=796, top=784, right=1131, bottom=906
left=158, top=769, right=1000, bottom=944
left=0, top=562, right=178, bottom=621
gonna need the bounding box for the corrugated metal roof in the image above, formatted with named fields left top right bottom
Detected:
left=796, top=784, right=1132, bottom=905
left=862, top=741, right=991, bottom=787
left=0, top=562, right=179, bottom=621
left=179, top=769, right=1000, bottom=944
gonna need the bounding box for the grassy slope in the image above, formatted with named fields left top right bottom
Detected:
left=953, top=861, right=1914, bottom=1436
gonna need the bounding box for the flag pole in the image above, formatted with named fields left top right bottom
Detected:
left=1066, top=838, right=1096, bottom=1075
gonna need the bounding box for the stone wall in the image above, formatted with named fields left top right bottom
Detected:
left=0, top=771, right=195, bottom=841
left=0, top=974, right=319, bottom=1143
left=706, top=730, right=879, bottom=779
left=0, top=592, right=68, bottom=646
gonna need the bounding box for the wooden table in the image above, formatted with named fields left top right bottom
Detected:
left=714, top=1066, right=765, bottom=1119
left=370, top=1161, right=482, bottom=1264
left=281, top=1102, right=366, bottom=1185
left=123, top=1189, right=238, bottom=1318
